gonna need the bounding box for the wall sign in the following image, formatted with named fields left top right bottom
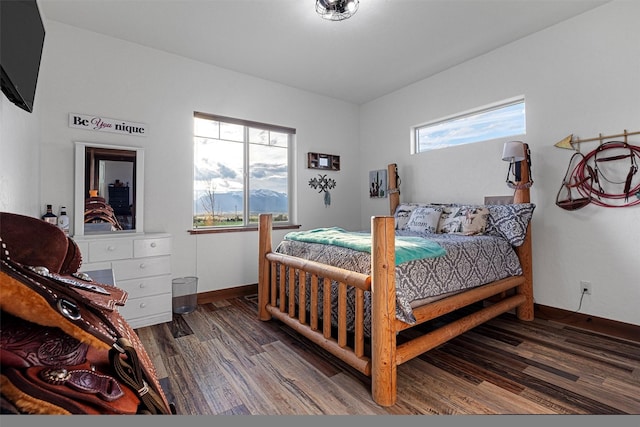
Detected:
left=69, top=113, right=147, bottom=137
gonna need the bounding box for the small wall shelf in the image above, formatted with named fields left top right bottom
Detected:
left=308, top=152, right=340, bottom=171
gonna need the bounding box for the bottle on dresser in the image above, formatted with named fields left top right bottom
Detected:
left=41, top=204, right=57, bottom=225
left=58, top=206, right=70, bottom=236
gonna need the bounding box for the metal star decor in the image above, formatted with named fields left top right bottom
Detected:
left=308, top=174, right=336, bottom=207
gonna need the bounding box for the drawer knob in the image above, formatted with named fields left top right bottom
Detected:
left=150, top=242, right=157, bottom=248
left=107, top=245, right=115, bottom=251
left=139, top=263, right=146, bottom=269
left=139, top=302, right=147, bottom=308
left=138, top=283, right=146, bottom=289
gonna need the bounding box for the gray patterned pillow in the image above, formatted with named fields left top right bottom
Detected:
left=484, top=203, right=535, bottom=246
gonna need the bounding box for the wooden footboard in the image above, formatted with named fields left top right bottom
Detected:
left=259, top=213, right=372, bottom=375
left=257, top=160, right=534, bottom=407
left=258, top=213, right=533, bottom=407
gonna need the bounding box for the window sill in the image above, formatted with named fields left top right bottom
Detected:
left=188, top=223, right=301, bottom=235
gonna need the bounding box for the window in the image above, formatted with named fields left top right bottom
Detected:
left=413, top=97, right=526, bottom=153
left=193, top=112, right=295, bottom=229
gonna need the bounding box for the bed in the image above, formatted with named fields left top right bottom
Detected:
left=257, top=162, right=534, bottom=407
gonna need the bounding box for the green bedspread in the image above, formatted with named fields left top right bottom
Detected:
left=284, top=227, right=446, bottom=265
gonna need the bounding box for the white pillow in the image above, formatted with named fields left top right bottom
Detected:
left=437, top=206, right=463, bottom=233
left=394, top=203, right=419, bottom=230
left=459, top=206, right=490, bottom=235
left=405, top=206, right=442, bottom=233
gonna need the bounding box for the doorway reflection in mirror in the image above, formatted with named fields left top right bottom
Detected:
left=74, top=142, right=144, bottom=236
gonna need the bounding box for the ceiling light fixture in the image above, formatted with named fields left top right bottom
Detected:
left=316, top=0, right=359, bottom=21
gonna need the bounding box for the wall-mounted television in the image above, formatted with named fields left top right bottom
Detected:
left=1, top=0, right=46, bottom=113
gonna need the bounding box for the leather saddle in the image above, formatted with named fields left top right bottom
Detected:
left=0, top=212, right=174, bottom=415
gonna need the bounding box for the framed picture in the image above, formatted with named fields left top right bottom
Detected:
left=369, top=169, right=387, bottom=198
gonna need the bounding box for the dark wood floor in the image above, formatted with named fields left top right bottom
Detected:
left=136, top=295, right=640, bottom=415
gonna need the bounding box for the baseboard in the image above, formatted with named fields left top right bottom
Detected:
left=194, top=287, right=639, bottom=343
left=196, top=283, right=258, bottom=305
left=534, top=303, right=640, bottom=343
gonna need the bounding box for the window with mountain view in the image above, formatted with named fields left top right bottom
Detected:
left=193, top=112, right=294, bottom=229
left=413, top=97, right=526, bottom=153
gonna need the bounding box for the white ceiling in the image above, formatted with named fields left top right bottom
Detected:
left=38, top=0, right=610, bottom=104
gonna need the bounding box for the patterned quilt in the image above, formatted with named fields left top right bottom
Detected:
left=274, top=231, right=522, bottom=336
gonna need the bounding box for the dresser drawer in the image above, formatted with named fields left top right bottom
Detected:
left=118, top=293, right=172, bottom=322
left=125, top=312, right=172, bottom=329
left=82, top=268, right=115, bottom=286
left=73, top=232, right=173, bottom=329
left=87, top=239, right=133, bottom=262
left=117, top=275, right=171, bottom=299
left=112, top=256, right=171, bottom=281
left=133, top=236, right=171, bottom=258
left=79, top=261, right=113, bottom=275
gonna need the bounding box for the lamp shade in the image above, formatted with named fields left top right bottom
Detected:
left=502, top=141, right=526, bottom=162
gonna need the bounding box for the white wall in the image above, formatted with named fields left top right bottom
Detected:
left=5, top=1, right=638, bottom=327
left=359, top=0, right=640, bottom=326
left=0, top=97, right=42, bottom=217
left=35, top=21, right=361, bottom=294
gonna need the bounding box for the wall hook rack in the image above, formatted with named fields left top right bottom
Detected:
left=554, top=137, right=640, bottom=208
left=554, top=129, right=640, bottom=150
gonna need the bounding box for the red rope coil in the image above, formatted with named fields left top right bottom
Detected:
left=571, top=141, right=640, bottom=208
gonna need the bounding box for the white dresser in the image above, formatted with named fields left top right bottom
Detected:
left=73, top=233, right=173, bottom=329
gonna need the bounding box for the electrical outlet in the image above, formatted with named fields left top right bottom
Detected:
left=580, top=281, right=592, bottom=295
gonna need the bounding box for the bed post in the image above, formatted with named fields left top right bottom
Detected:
left=388, top=163, right=400, bottom=215
left=370, top=215, right=397, bottom=407
left=258, top=214, right=273, bottom=321
left=513, top=144, right=534, bottom=321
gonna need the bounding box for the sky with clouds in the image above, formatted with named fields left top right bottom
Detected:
left=417, top=101, right=525, bottom=152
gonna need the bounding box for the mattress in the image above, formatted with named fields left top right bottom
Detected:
left=274, top=231, right=522, bottom=335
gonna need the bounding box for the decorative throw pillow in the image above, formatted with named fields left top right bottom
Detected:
left=405, top=206, right=442, bottom=234
left=437, top=206, right=463, bottom=233
left=394, top=203, right=419, bottom=230
left=459, top=206, right=490, bottom=235
left=484, top=203, right=536, bottom=246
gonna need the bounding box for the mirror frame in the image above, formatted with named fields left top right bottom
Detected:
left=73, top=141, right=145, bottom=237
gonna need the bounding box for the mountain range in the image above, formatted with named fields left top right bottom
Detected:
left=194, top=189, right=287, bottom=215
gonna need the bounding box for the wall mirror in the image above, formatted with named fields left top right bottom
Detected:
left=73, top=142, right=144, bottom=236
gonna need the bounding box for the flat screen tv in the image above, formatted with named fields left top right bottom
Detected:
left=1, top=0, right=46, bottom=113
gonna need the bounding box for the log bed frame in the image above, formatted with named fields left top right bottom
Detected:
left=258, top=158, right=533, bottom=407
